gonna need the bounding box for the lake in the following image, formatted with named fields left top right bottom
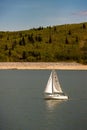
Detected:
left=0, top=70, right=87, bottom=130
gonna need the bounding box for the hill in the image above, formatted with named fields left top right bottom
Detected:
left=0, top=22, right=87, bottom=64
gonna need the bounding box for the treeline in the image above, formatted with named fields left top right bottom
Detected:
left=0, top=23, right=87, bottom=64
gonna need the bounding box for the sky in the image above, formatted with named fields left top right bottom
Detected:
left=0, top=0, right=87, bottom=31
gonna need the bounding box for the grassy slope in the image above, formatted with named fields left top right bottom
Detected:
left=0, top=22, right=87, bottom=64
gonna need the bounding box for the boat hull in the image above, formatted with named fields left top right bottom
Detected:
left=44, top=94, right=68, bottom=100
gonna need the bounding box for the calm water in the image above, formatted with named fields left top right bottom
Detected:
left=0, top=70, right=87, bottom=130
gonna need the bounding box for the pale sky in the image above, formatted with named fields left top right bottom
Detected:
left=0, top=0, right=87, bottom=31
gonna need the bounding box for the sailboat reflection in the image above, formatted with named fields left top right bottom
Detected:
left=45, top=100, right=63, bottom=111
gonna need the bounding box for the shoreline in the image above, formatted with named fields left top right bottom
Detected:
left=0, top=62, right=87, bottom=70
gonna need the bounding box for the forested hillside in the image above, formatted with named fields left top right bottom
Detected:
left=0, top=22, right=87, bottom=64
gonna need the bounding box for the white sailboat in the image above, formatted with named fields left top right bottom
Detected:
left=44, top=70, right=68, bottom=100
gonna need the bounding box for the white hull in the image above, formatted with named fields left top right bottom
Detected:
left=44, top=94, right=68, bottom=100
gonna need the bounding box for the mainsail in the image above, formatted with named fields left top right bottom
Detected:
left=52, top=70, right=63, bottom=93
left=44, top=70, right=63, bottom=94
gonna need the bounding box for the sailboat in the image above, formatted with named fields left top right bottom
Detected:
left=44, top=70, right=68, bottom=100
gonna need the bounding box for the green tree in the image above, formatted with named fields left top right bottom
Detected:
left=22, top=51, right=27, bottom=60
left=49, top=35, right=52, bottom=43
left=22, top=37, right=25, bottom=46
left=8, top=49, right=11, bottom=57
left=12, top=40, right=17, bottom=50
left=35, top=35, right=42, bottom=42
left=83, top=23, right=86, bottom=29
left=28, top=34, right=34, bottom=44
left=4, top=45, right=8, bottom=51
left=65, top=37, right=69, bottom=44
left=54, top=26, right=57, bottom=32
left=19, top=37, right=25, bottom=46
left=68, top=30, right=71, bottom=35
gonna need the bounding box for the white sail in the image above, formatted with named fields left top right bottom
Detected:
left=53, top=70, right=63, bottom=93
left=44, top=70, right=63, bottom=94
left=44, top=70, right=68, bottom=100
left=44, top=72, right=53, bottom=94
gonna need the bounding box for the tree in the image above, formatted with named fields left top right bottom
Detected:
left=68, top=30, right=71, bottom=35
left=28, top=34, right=34, bottom=44
left=37, top=26, right=43, bottom=30
left=21, top=37, right=25, bottom=46
left=4, top=45, right=8, bottom=51
left=83, top=23, right=86, bottom=29
left=35, top=35, right=42, bottom=42
left=7, top=36, right=9, bottom=40
left=76, top=36, right=79, bottom=43
left=19, top=37, right=25, bottom=46
left=65, top=37, right=69, bottom=44
left=12, top=40, right=17, bottom=50
left=8, top=49, right=11, bottom=57
left=22, top=51, right=27, bottom=60
left=19, top=39, right=22, bottom=46
left=49, top=35, right=52, bottom=43
left=54, top=26, right=57, bottom=32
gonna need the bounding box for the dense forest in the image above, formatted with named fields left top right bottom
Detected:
left=0, top=22, right=87, bottom=64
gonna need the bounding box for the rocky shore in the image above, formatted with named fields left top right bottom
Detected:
left=0, top=62, right=87, bottom=70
